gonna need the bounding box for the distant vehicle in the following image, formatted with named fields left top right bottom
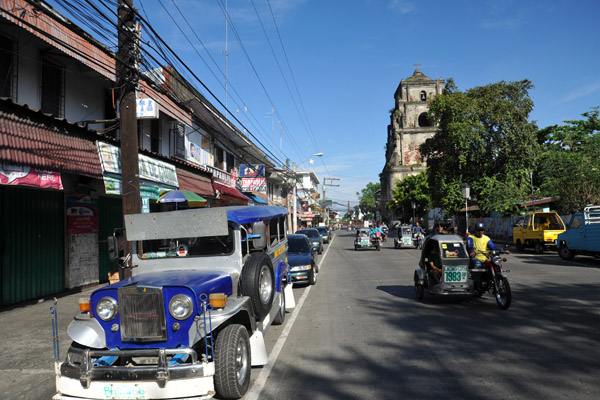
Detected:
left=354, top=227, right=380, bottom=251
left=394, top=225, right=416, bottom=249
left=557, top=205, right=600, bottom=260
left=287, top=234, right=318, bottom=285
left=513, top=211, right=566, bottom=253
left=316, top=226, right=331, bottom=244
left=55, top=206, right=295, bottom=400
left=296, top=228, right=323, bottom=254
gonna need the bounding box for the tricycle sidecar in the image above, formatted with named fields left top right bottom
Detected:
left=394, top=225, right=416, bottom=249
left=414, top=234, right=475, bottom=300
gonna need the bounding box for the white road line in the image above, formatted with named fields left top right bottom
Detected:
left=244, top=234, right=334, bottom=399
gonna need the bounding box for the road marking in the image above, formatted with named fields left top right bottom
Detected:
left=244, top=234, right=333, bottom=399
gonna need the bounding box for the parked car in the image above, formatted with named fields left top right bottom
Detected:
left=296, top=228, right=323, bottom=254
left=316, top=226, right=331, bottom=244
left=287, top=234, right=318, bottom=285
left=513, top=211, right=566, bottom=253
left=557, top=205, right=600, bottom=260
left=55, top=206, right=295, bottom=400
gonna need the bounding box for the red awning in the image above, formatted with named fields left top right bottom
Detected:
left=176, top=167, right=215, bottom=198
left=0, top=99, right=103, bottom=179
left=214, top=182, right=248, bottom=205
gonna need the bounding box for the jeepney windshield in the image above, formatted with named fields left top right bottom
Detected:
left=138, top=224, right=235, bottom=259
left=440, top=242, right=468, bottom=259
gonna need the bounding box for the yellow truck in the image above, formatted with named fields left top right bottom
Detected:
left=512, top=211, right=566, bottom=253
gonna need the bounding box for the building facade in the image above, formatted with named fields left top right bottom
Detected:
left=380, top=67, right=444, bottom=221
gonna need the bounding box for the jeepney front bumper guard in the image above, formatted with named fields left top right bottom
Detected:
left=60, top=347, right=210, bottom=389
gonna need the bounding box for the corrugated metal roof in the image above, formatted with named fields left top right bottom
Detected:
left=0, top=98, right=103, bottom=179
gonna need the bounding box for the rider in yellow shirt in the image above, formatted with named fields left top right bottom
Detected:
left=467, top=222, right=510, bottom=292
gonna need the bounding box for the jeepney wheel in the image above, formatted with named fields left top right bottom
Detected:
left=534, top=240, right=544, bottom=254
left=558, top=244, right=575, bottom=260
left=273, top=285, right=286, bottom=325
left=515, top=239, right=524, bottom=252
left=241, top=253, right=274, bottom=320
left=214, top=324, right=251, bottom=399
left=414, top=273, right=424, bottom=301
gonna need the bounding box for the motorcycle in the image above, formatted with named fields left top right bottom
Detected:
left=472, top=249, right=512, bottom=310
left=370, top=231, right=382, bottom=251
left=382, top=226, right=389, bottom=242
left=412, top=232, right=424, bottom=249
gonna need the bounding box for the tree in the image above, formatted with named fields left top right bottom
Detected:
left=388, top=172, right=431, bottom=223
left=356, top=182, right=380, bottom=220
left=538, top=108, right=600, bottom=214
left=422, top=79, right=540, bottom=215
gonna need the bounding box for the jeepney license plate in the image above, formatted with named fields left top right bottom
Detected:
left=444, top=266, right=468, bottom=283
left=361, top=239, right=369, bottom=245
left=103, top=383, right=147, bottom=399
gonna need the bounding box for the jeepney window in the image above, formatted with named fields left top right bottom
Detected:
left=440, top=242, right=468, bottom=259
left=278, top=217, right=286, bottom=240
left=571, top=215, right=582, bottom=229
left=139, top=223, right=235, bottom=258
left=524, top=215, right=532, bottom=227
left=269, top=218, right=279, bottom=246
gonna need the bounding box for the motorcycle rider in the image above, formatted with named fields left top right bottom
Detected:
left=412, top=221, right=425, bottom=236
left=381, top=222, right=389, bottom=242
left=370, top=223, right=382, bottom=244
left=467, top=222, right=510, bottom=292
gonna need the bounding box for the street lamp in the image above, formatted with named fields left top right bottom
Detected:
left=461, top=183, right=470, bottom=234
left=292, top=153, right=323, bottom=232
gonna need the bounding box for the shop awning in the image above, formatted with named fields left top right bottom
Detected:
left=214, top=182, right=248, bottom=205
left=244, top=193, right=268, bottom=205
left=176, top=167, right=215, bottom=198
left=0, top=98, right=103, bottom=179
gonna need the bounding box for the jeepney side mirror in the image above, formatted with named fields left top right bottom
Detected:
left=252, top=222, right=267, bottom=249
left=108, top=236, right=119, bottom=262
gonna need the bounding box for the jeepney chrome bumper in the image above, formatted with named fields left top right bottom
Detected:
left=55, top=347, right=215, bottom=400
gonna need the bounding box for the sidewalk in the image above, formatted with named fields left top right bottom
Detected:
left=0, top=284, right=102, bottom=399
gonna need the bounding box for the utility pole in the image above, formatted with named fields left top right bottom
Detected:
left=117, top=1, right=141, bottom=217
left=322, top=177, right=340, bottom=226
left=292, top=162, right=298, bottom=232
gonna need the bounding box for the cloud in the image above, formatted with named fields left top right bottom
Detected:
left=387, top=0, right=416, bottom=14
left=558, top=81, right=600, bottom=104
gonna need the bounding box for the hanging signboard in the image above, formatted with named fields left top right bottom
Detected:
left=97, top=141, right=178, bottom=187
left=66, top=187, right=99, bottom=234
left=240, top=177, right=266, bottom=192
left=239, top=164, right=265, bottom=178
left=136, top=98, right=159, bottom=119
left=0, top=162, right=63, bottom=189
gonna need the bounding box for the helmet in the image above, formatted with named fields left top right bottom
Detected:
left=475, top=222, right=485, bottom=231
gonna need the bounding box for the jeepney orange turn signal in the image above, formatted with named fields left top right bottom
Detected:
left=209, top=293, right=228, bottom=309
left=79, top=298, right=90, bottom=312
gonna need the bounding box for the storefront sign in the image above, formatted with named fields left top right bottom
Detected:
left=136, top=98, right=159, bottom=119
left=240, top=177, right=266, bottom=192
left=97, top=141, right=178, bottom=187
left=202, top=165, right=236, bottom=187
left=102, top=175, right=167, bottom=199
left=66, top=188, right=99, bottom=234
left=0, top=163, right=63, bottom=189
left=239, top=164, right=265, bottom=178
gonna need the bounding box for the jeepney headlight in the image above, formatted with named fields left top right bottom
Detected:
left=96, top=297, right=118, bottom=321
left=169, top=295, right=193, bottom=320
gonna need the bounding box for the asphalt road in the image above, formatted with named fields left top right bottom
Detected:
left=1, top=230, right=598, bottom=400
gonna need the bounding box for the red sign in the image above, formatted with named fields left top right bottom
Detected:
left=0, top=163, right=63, bottom=189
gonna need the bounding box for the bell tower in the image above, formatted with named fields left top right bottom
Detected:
left=381, top=65, right=444, bottom=220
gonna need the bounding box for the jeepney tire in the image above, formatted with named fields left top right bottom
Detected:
left=214, top=324, right=251, bottom=399
left=272, top=286, right=286, bottom=325
left=241, top=253, right=274, bottom=321
left=558, top=244, right=575, bottom=260
left=534, top=240, right=544, bottom=254
left=515, top=239, right=524, bottom=252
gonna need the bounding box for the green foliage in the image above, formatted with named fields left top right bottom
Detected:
left=357, top=182, right=381, bottom=218
left=422, top=79, right=540, bottom=215
left=388, top=172, right=431, bottom=220
left=538, top=108, right=600, bottom=214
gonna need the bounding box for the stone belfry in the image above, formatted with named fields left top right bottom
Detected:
left=380, top=65, right=444, bottom=220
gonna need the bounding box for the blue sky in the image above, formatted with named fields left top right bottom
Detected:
left=51, top=0, right=600, bottom=211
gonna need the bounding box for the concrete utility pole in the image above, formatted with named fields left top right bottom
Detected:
left=117, top=0, right=141, bottom=219
left=322, top=177, right=340, bottom=225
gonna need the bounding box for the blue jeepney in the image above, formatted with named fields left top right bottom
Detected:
left=54, top=206, right=295, bottom=400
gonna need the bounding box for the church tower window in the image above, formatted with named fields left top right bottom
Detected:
left=420, top=91, right=427, bottom=101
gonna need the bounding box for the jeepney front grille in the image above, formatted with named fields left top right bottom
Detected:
left=118, top=286, right=167, bottom=342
